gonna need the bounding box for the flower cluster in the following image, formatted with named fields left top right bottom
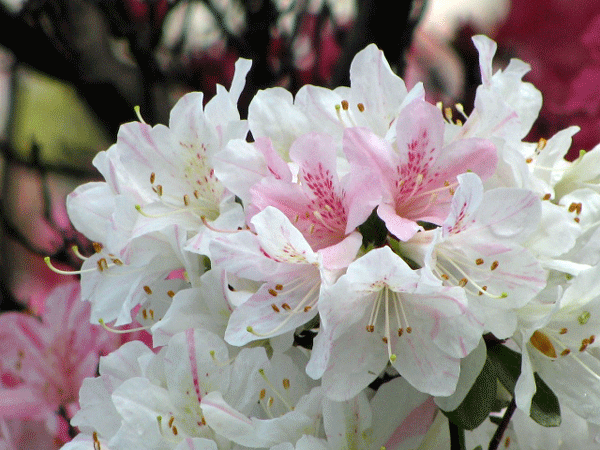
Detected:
left=56, top=35, right=600, bottom=449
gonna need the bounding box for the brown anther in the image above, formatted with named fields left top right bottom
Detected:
left=577, top=203, right=582, bottom=214
left=543, top=193, right=552, bottom=200
left=201, top=417, right=206, bottom=426
left=155, top=185, right=163, bottom=196
left=580, top=343, right=588, bottom=352
left=475, top=258, right=484, bottom=265
left=525, top=157, right=533, bottom=163
left=143, top=285, right=153, bottom=295
left=193, top=190, right=200, bottom=199
left=259, top=388, right=266, bottom=399
left=568, top=202, right=577, bottom=212
left=504, top=436, right=511, bottom=448
left=150, top=172, right=156, bottom=184
left=366, top=325, right=375, bottom=332
left=168, top=416, right=174, bottom=428
left=559, top=327, right=568, bottom=334
left=282, top=378, right=290, bottom=389
left=111, top=258, right=123, bottom=266
left=271, top=304, right=280, bottom=313
left=167, top=290, right=175, bottom=298
left=93, top=242, right=103, bottom=253
left=281, top=303, right=291, bottom=311
left=172, top=425, right=178, bottom=436
left=490, top=260, right=499, bottom=271
left=357, top=103, right=365, bottom=112
left=93, top=431, right=101, bottom=450
left=449, top=187, right=456, bottom=195
left=142, top=309, right=148, bottom=320
left=582, top=338, right=590, bottom=346
left=441, top=274, right=450, bottom=280
left=459, top=278, right=468, bottom=287
left=303, top=306, right=312, bottom=312
left=444, top=180, right=450, bottom=187
left=341, top=100, right=349, bottom=110
left=268, top=288, right=278, bottom=297
left=97, top=258, right=108, bottom=271
left=398, top=328, right=403, bottom=336
left=305, top=212, right=310, bottom=218
left=561, top=349, right=571, bottom=357
left=183, top=194, right=190, bottom=206
left=149, top=309, right=154, bottom=320
left=530, top=330, right=557, bottom=358
left=275, top=284, right=284, bottom=290
left=268, top=397, right=274, bottom=407
left=406, top=326, right=412, bottom=334
left=590, top=335, right=596, bottom=344
left=574, top=217, right=581, bottom=223
left=382, top=336, right=388, bottom=344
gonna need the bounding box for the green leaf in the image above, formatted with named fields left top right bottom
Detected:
left=486, top=344, right=521, bottom=393
left=441, top=355, right=497, bottom=430
left=487, top=344, right=561, bottom=427
left=530, top=373, right=561, bottom=427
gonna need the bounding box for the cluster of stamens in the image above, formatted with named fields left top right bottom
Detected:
left=246, top=278, right=320, bottom=338
left=529, top=310, right=596, bottom=361
left=365, top=287, right=413, bottom=362
left=434, top=248, right=507, bottom=299
left=334, top=99, right=365, bottom=128
left=258, top=368, right=294, bottom=418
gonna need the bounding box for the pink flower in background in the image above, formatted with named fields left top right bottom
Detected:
left=0, top=282, right=121, bottom=447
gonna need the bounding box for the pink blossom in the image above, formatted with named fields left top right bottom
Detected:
left=0, top=282, right=120, bottom=446
left=344, top=99, right=497, bottom=241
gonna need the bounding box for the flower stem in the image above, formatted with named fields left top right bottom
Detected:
left=449, top=420, right=465, bottom=450
left=488, top=398, right=516, bottom=450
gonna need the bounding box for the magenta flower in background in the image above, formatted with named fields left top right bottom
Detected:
left=494, top=1, right=600, bottom=159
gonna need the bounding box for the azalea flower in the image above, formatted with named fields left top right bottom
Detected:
left=209, top=206, right=325, bottom=346
left=402, top=172, right=547, bottom=338
left=307, top=245, right=480, bottom=399
left=343, top=100, right=497, bottom=241
left=0, top=282, right=119, bottom=446
left=515, top=264, right=600, bottom=423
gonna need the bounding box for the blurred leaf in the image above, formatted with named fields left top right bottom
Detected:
left=10, top=67, right=112, bottom=170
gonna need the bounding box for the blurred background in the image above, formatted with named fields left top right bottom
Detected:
left=0, top=0, right=599, bottom=447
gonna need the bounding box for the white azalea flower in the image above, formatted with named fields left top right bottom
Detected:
left=307, top=245, right=480, bottom=399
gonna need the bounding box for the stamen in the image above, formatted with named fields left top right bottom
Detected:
left=258, top=368, right=293, bottom=411
left=93, top=432, right=101, bottom=450
left=150, top=172, right=156, bottom=184
left=134, top=105, right=147, bottom=124
left=201, top=216, right=243, bottom=233
left=71, top=245, right=89, bottom=260
left=93, top=242, right=103, bottom=253
left=357, top=103, right=365, bottom=112
left=44, top=257, right=97, bottom=275
left=98, top=319, right=152, bottom=334
left=245, top=281, right=320, bottom=338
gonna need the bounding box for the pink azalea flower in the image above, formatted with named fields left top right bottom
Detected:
left=0, top=282, right=119, bottom=446
left=247, top=132, right=378, bottom=253
left=343, top=99, right=498, bottom=241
